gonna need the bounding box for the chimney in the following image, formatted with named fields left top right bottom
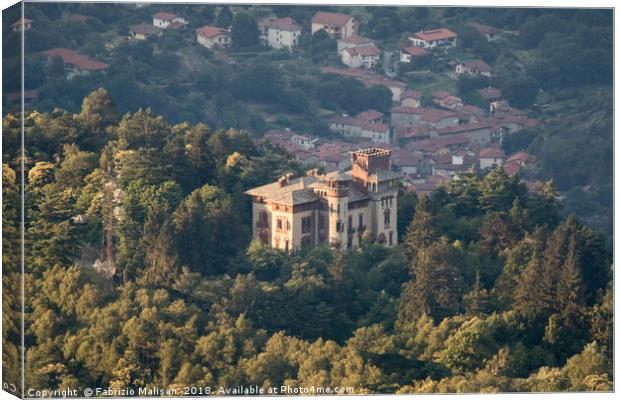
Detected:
left=278, top=176, right=287, bottom=187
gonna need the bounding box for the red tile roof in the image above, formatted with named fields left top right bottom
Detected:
left=168, top=21, right=187, bottom=30
left=416, top=135, right=470, bottom=153
left=266, top=17, right=301, bottom=31
left=414, top=28, right=457, bottom=42
left=479, top=147, right=505, bottom=159
left=468, top=22, right=500, bottom=35
left=402, top=46, right=427, bottom=56
left=433, top=90, right=454, bottom=100
left=392, top=149, right=422, bottom=167
left=43, top=48, right=108, bottom=71
left=196, top=25, right=230, bottom=38
left=344, top=46, right=380, bottom=57
left=506, top=151, right=536, bottom=165
left=340, top=35, right=373, bottom=45
left=153, top=11, right=177, bottom=21
left=463, top=59, right=493, bottom=73
left=503, top=160, right=522, bottom=176
left=436, top=122, right=491, bottom=136
left=402, top=90, right=422, bottom=100
left=395, top=125, right=430, bottom=140
left=312, top=11, right=352, bottom=27
left=356, top=109, right=384, bottom=122
left=391, top=107, right=458, bottom=123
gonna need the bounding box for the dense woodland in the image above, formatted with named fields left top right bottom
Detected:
left=2, top=86, right=613, bottom=394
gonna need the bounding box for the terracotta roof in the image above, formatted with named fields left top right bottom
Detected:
left=402, top=90, right=422, bottom=100
left=196, top=25, right=230, bottom=38
left=43, top=48, right=108, bottom=71
left=437, top=95, right=462, bottom=106
left=11, top=18, right=32, bottom=27
left=344, top=46, right=380, bottom=57
left=479, top=147, right=505, bottom=159
left=436, top=123, right=491, bottom=136
left=153, top=11, right=177, bottom=21
left=414, top=28, right=457, bottom=42
left=340, top=35, right=374, bottom=45
left=356, top=109, right=384, bottom=122
left=130, top=24, right=163, bottom=36
left=463, top=59, right=493, bottom=73
left=168, top=21, right=187, bottom=30
left=395, top=125, right=430, bottom=140
left=402, top=46, right=427, bottom=56
left=416, top=135, right=470, bottom=153
left=361, top=123, right=389, bottom=133
left=392, top=149, right=422, bottom=167
left=503, top=160, right=522, bottom=176
left=506, top=151, right=536, bottom=165
left=433, top=90, right=454, bottom=100
left=391, top=106, right=458, bottom=123
left=266, top=17, right=301, bottom=31
left=312, top=11, right=352, bottom=27
left=478, top=87, right=503, bottom=100
left=468, top=22, right=500, bottom=35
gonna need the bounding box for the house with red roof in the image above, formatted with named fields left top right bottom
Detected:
left=130, top=24, right=163, bottom=40
left=12, top=18, right=33, bottom=32
left=456, top=59, right=493, bottom=77
left=468, top=22, right=501, bottom=41
left=337, top=35, right=375, bottom=53
left=341, top=45, right=381, bottom=69
left=43, top=48, right=108, bottom=79
left=392, top=149, right=423, bottom=175
left=409, top=28, right=457, bottom=48
left=435, top=122, right=493, bottom=146
left=311, top=11, right=356, bottom=39
left=153, top=11, right=187, bottom=29
left=196, top=26, right=231, bottom=49
left=400, top=46, right=428, bottom=63
left=479, top=146, right=505, bottom=169
left=266, top=17, right=302, bottom=50
left=357, top=109, right=385, bottom=124
left=328, top=115, right=391, bottom=144
left=401, top=90, right=422, bottom=108
left=391, top=106, right=459, bottom=130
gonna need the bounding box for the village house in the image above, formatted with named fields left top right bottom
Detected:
left=328, top=116, right=391, bottom=144
left=433, top=92, right=463, bottom=110
left=468, top=22, right=501, bottom=41
left=392, top=149, right=423, bottom=175
left=11, top=18, right=32, bottom=32
left=341, top=45, right=381, bottom=69
left=456, top=59, right=493, bottom=77
left=196, top=26, right=231, bottom=49
left=399, top=46, right=428, bottom=63
left=478, top=87, right=507, bottom=114
left=311, top=11, right=357, bottom=39
left=390, top=106, right=459, bottom=129
left=246, top=148, right=401, bottom=251
left=130, top=24, right=163, bottom=40
left=357, top=109, right=385, bottom=124
left=409, top=28, right=457, bottom=48
left=43, top=48, right=109, bottom=79
left=337, top=35, right=375, bottom=53
left=395, top=125, right=431, bottom=143
left=152, top=11, right=187, bottom=29
left=414, top=135, right=471, bottom=155
left=266, top=17, right=302, bottom=50
left=401, top=90, right=422, bottom=108
left=434, top=122, right=494, bottom=146
left=479, top=146, right=505, bottom=169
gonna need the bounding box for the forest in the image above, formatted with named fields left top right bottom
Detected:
left=2, top=88, right=613, bottom=394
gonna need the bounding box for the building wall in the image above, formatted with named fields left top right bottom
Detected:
left=153, top=18, right=170, bottom=29
left=341, top=51, right=361, bottom=68
left=267, top=28, right=300, bottom=49
left=480, top=157, right=503, bottom=169
left=197, top=33, right=231, bottom=49
left=391, top=111, right=421, bottom=127
left=311, top=18, right=356, bottom=39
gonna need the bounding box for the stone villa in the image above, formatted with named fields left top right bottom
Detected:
left=245, top=148, right=401, bottom=251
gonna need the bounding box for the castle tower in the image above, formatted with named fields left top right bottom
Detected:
left=325, top=172, right=350, bottom=249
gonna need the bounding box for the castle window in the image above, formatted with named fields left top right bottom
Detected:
left=384, top=209, right=391, bottom=227
left=389, top=231, right=393, bottom=245
left=277, top=217, right=289, bottom=232
left=348, top=215, right=353, bottom=232
left=301, top=235, right=311, bottom=247
left=302, top=216, right=312, bottom=234
left=358, top=213, right=363, bottom=228
left=258, top=211, right=268, bottom=228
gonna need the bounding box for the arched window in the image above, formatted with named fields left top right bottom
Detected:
left=384, top=209, right=391, bottom=227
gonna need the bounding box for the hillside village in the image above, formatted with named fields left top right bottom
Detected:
left=3, top=4, right=612, bottom=232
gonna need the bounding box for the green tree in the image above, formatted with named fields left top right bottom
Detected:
left=231, top=12, right=259, bottom=47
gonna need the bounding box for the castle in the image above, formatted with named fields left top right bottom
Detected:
left=245, top=148, right=400, bottom=251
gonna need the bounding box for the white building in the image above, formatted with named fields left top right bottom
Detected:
left=455, top=59, right=493, bottom=77
left=479, top=147, right=505, bottom=169
left=11, top=18, right=33, bottom=32
left=341, top=46, right=380, bottom=69
left=152, top=12, right=187, bottom=29
left=196, top=26, right=231, bottom=49
left=266, top=17, right=302, bottom=50
left=337, top=35, right=375, bottom=53
left=311, top=11, right=356, bottom=39
left=399, top=46, right=427, bottom=63
left=409, top=28, right=457, bottom=48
